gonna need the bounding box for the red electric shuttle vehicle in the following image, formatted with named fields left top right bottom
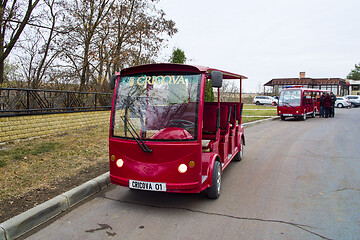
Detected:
left=109, top=63, right=247, bottom=198
left=277, top=86, right=329, bottom=120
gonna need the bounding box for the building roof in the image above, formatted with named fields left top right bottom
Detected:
left=264, top=77, right=346, bottom=86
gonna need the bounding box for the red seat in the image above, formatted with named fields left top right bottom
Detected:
left=202, top=104, right=218, bottom=140
left=219, top=105, right=230, bottom=135
left=202, top=103, right=230, bottom=141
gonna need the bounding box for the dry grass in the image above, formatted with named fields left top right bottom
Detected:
left=0, top=125, right=109, bottom=201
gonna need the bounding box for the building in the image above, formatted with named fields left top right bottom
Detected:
left=348, top=79, right=360, bottom=95
left=264, top=72, right=349, bottom=96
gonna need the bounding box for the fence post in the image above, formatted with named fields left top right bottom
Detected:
left=66, top=92, right=69, bottom=110
left=95, top=93, right=97, bottom=110
left=27, top=90, right=30, bottom=113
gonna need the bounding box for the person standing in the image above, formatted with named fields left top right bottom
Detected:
left=330, top=92, right=336, bottom=117
left=323, top=93, right=332, bottom=118
left=319, top=92, right=325, bottom=117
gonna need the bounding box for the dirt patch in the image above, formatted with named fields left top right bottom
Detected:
left=0, top=160, right=108, bottom=223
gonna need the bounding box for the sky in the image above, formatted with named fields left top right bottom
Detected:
left=158, top=0, right=360, bottom=93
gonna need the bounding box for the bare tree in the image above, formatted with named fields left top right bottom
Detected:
left=3, top=0, right=177, bottom=91
left=102, top=0, right=177, bottom=74
left=220, top=81, right=240, bottom=102
left=61, top=0, right=177, bottom=91
left=17, top=0, right=63, bottom=88
left=59, top=0, right=115, bottom=91
left=0, top=0, right=40, bottom=85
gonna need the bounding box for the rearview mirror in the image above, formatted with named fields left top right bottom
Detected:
left=110, top=75, right=118, bottom=90
left=211, top=71, right=223, bottom=88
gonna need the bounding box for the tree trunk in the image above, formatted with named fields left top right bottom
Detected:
left=0, top=0, right=40, bottom=85
left=0, top=60, right=4, bottom=85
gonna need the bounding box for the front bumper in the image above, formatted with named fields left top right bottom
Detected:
left=110, top=174, right=202, bottom=193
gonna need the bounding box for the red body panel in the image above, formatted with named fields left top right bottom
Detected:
left=109, top=140, right=203, bottom=192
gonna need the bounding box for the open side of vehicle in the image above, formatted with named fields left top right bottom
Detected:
left=108, top=63, right=247, bottom=199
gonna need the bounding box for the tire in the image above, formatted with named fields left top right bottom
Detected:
left=302, top=112, right=306, bottom=121
left=255, top=101, right=260, bottom=105
left=206, top=161, right=221, bottom=199
left=351, top=103, right=355, bottom=108
left=281, top=116, right=286, bottom=121
left=234, top=139, right=244, bottom=162
left=337, top=103, right=343, bottom=108
left=312, top=111, right=315, bottom=118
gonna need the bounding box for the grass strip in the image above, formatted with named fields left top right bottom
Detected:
left=243, top=109, right=277, bottom=116
left=0, top=125, right=109, bottom=201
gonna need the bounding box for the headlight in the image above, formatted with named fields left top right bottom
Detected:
left=116, top=159, right=124, bottom=168
left=178, top=164, right=187, bottom=173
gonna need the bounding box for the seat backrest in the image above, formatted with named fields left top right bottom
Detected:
left=219, top=105, right=229, bottom=130
left=203, top=104, right=218, bottom=133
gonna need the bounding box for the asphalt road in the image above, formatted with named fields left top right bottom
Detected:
left=25, top=108, right=360, bottom=240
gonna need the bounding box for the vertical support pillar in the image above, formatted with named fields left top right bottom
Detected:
left=240, top=77, right=242, bottom=105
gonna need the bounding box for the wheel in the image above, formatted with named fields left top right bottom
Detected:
left=255, top=101, right=260, bottom=105
left=302, top=112, right=306, bottom=121
left=337, top=103, right=343, bottom=108
left=351, top=103, right=355, bottom=108
left=234, top=139, right=244, bottom=162
left=206, top=161, right=221, bottom=199
left=312, top=111, right=315, bottom=118
left=280, top=116, right=286, bottom=121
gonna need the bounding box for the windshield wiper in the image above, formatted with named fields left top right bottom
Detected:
left=283, top=102, right=295, bottom=109
left=121, top=116, right=152, bottom=153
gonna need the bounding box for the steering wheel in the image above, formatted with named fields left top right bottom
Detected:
left=168, top=119, right=195, bottom=130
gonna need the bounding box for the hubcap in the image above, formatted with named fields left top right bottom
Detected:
left=216, top=165, right=221, bottom=193
left=240, top=143, right=244, bottom=158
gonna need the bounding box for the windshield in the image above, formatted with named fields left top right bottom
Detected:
left=112, top=73, right=201, bottom=141
left=279, top=89, right=301, bottom=107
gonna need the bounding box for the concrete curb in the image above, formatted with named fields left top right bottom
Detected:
left=0, top=227, right=5, bottom=240
left=0, top=172, right=110, bottom=240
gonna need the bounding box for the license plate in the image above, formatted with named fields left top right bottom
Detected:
left=129, top=180, right=166, bottom=192
left=283, top=114, right=293, bottom=116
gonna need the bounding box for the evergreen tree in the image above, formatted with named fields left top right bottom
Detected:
left=347, top=63, right=360, bottom=80
left=169, top=47, right=214, bottom=101
left=170, top=48, right=186, bottom=63
left=204, top=79, right=215, bottom=102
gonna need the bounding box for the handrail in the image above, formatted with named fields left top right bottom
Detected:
left=0, top=88, right=112, bottom=117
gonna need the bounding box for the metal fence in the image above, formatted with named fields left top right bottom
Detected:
left=0, top=88, right=113, bottom=117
